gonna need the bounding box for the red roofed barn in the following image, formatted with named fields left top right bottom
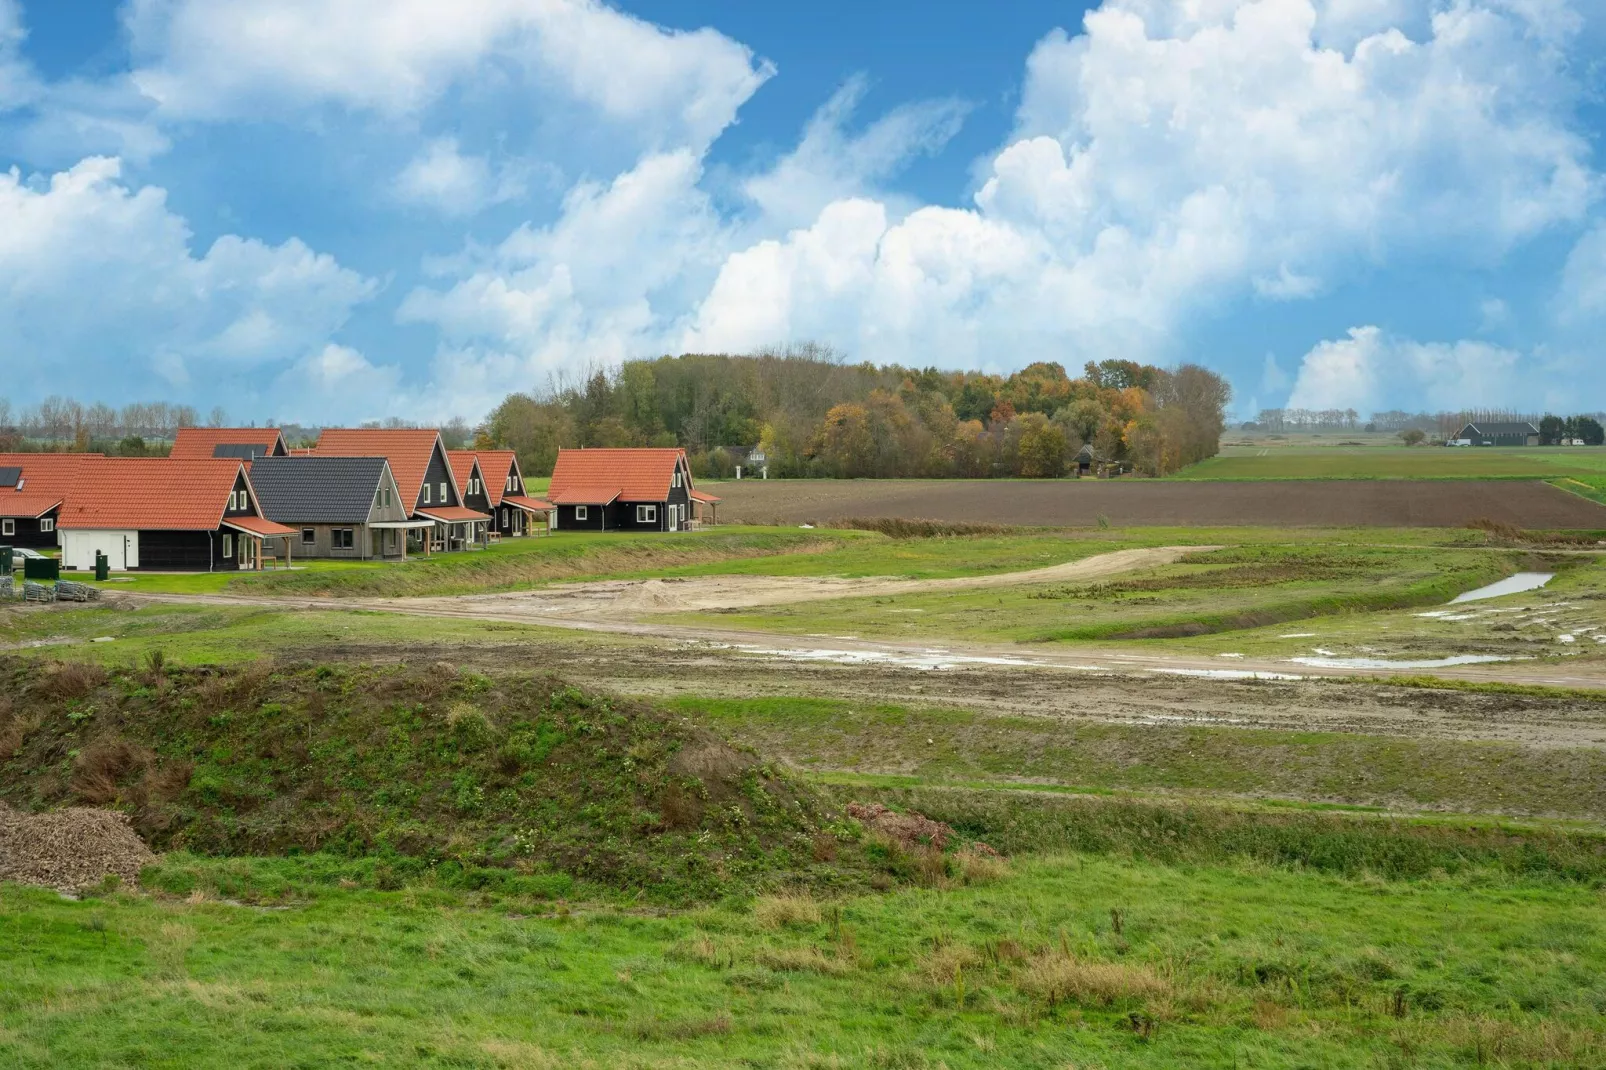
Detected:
left=546, top=448, right=697, bottom=532
left=56, top=457, right=295, bottom=571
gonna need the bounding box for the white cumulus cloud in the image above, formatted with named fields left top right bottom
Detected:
left=125, top=0, right=772, bottom=151
left=393, top=137, right=528, bottom=217
left=0, top=156, right=377, bottom=399
left=676, top=0, right=1596, bottom=371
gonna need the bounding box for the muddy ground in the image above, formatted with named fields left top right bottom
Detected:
left=276, top=634, right=1606, bottom=751
left=706, top=478, right=1606, bottom=529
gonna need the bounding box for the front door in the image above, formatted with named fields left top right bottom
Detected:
left=239, top=536, right=256, bottom=570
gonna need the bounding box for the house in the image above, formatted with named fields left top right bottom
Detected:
left=546, top=448, right=696, bottom=532
left=314, top=428, right=489, bottom=552
left=1453, top=422, right=1540, bottom=447
left=56, top=457, right=296, bottom=571
left=248, top=455, right=417, bottom=560
left=1075, top=444, right=1095, bottom=476
left=0, top=453, right=97, bottom=548
left=448, top=449, right=553, bottom=538
left=169, top=427, right=290, bottom=460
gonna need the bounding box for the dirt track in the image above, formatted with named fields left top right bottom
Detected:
left=706, top=478, right=1606, bottom=529
left=416, top=545, right=1210, bottom=619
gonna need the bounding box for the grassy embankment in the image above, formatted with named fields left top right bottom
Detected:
left=4, top=796, right=1605, bottom=1067
left=3, top=644, right=1606, bottom=1062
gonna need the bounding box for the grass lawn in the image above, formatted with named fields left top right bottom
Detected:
left=1173, top=444, right=1606, bottom=481
left=4, top=848, right=1604, bottom=1068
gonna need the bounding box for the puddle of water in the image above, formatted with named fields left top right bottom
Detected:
left=1289, top=654, right=1530, bottom=669
left=1217, top=653, right=1244, bottom=659
left=1280, top=632, right=1316, bottom=638
left=1558, top=635, right=1576, bottom=643
left=1450, top=573, right=1554, bottom=604
left=735, top=645, right=1073, bottom=672
left=1152, top=668, right=1306, bottom=681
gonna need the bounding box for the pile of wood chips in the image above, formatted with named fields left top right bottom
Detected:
left=0, top=802, right=156, bottom=891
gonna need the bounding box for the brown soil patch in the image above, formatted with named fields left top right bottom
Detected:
left=0, top=802, right=156, bottom=890
left=846, top=802, right=954, bottom=850
left=704, top=479, right=1606, bottom=529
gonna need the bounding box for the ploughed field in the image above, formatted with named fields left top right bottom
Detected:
left=707, top=478, right=1606, bottom=529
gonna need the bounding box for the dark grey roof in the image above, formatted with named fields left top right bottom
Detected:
left=0, top=467, right=19, bottom=488
left=213, top=443, right=272, bottom=459
left=249, top=456, right=388, bottom=524
left=1461, top=422, right=1538, bottom=436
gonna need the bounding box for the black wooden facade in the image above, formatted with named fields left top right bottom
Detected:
left=0, top=509, right=60, bottom=549
left=554, top=476, right=692, bottom=532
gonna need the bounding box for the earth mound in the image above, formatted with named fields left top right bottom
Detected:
left=0, top=657, right=862, bottom=900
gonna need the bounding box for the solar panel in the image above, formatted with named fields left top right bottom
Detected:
left=0, top=467, right=20, bottom=487
left=212, top=443, right=269, bottom=459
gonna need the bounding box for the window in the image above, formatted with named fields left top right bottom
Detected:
left=39, top=518, right=54, bottom=533
left=440, top=481, right=448, bottom=502
left=221, top=534, right=234, bottom=559
left=302, top=528, right=316, bottom=545
left=332, top=528, right=355, bottom=550
left=1, top=519, right=12, bottom=536
left=505, top=476, right=513, bottom=492
left=422, top=483, right=432, bottom=504
left=636, top=504, right=657, bottom=524
left=575, top=506, right=588, bottom=521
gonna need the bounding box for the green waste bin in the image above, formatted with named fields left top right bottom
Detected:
left=0, top=546, right=11, bottom=576
left=95, top=551, right=109, bottom=582
left=23, top=557, right=60, bottom=582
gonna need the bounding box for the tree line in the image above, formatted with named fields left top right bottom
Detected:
left=0, top=397, right=477, bottom=455
left=484, top=349, right=1232, bottom=479
left=1251, top=407, right=1606, bottom=439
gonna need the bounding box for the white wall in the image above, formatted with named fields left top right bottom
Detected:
left=61, top=530, right=139, bottom=571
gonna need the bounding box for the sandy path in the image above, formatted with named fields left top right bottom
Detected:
left=422, top=544, right=1214, bottom=618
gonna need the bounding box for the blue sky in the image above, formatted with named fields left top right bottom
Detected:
left=1, top=0, right=1603, bottom=426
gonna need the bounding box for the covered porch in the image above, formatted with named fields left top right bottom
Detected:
left=223, top=516, right=299, bottom=571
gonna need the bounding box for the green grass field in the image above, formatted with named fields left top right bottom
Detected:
left=5, top=822, right=1605, bottom=1068
left=8, top=521, right=1606, bottom=1066
left=1174, top=443, right=1606, bottom=481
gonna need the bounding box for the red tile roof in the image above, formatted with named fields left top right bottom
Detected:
left=548, top=485, right=620, bottom=506
left=415, top=505, right=491, bottom=523
left=0, top=493, right=65, bottom=519
left=314, top=429, right=452, bottom=514
left=503, top=494, right=553, bottom=512
left=170, top=427, right=287, bottom=459
left=57, top=458, right=252, bottom=531
left=0, top=454, right=98, bottom=511
left=548, top=448, right=691, bottom=503
left=446, top=450, right=482, bottom=499
left=472, top=450, right=521, bottom=507
left=223, top=515, right=298, bottom=538
left=689, top=489, right=722, bottom=503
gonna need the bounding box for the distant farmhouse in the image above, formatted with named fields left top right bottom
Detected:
left=1450, top=421, right=1540, bottom=447
left=547, top=448, right=718, bottom=531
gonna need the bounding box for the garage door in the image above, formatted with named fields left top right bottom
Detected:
left=61, top=530, right=138, bottom=571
